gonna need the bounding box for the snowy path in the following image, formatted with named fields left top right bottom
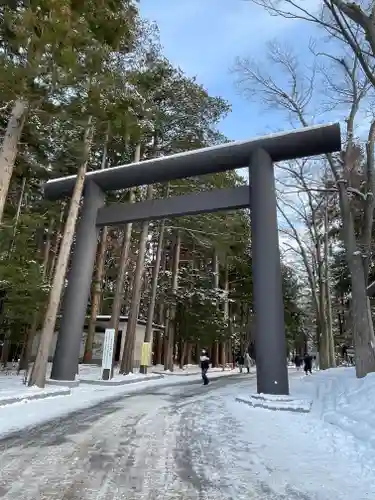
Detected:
left=0, top=373, right=372, bottom=499
left=0, top=375, right=246, bottom=500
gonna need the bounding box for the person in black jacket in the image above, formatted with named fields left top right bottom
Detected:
left=294, top=354, right=302, bottom=371
left=303, top=352, right=313, bottom=375
left=236, top=353, right=244, bottom=373
left=200, top=349, right=210, bottom=385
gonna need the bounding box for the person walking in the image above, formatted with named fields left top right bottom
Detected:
left=244, top=352, right=251, bottom=373
left=294, top=354, right=302, bottom=371
left=236, top=353, right=244, bottom=373
left=303, top=352, right=313, bottom=375
left=200, top=349, right=210, bottom=386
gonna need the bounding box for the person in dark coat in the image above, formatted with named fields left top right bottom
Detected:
left=303, top=352, right=313, bottom=375
left=294, top=354, right=302, bottom=370
left=200, top=349, right=210, bottom=385
left=236, top=353, right=244, bottom=373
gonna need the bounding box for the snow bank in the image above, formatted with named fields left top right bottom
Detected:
left=77, top=364, right=162, bottom=384
left=225, top=368, right=375, bottom=499
left=0, top=386, right=70, bottom=406
left=236, top=392, right=312, bottom=413
left=291, top=367, right=375, bottom=451
left=0, top=371, right=71, bottom=406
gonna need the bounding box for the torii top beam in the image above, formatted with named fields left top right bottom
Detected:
left=44, top=123, right=341, bottom=201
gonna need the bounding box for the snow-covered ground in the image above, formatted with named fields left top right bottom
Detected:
left=78, top=363, right=162, bottom=383
left=292, top=367, right=375, bottom=441
left=0, top=376, right=247, bottom=499
left=224, top=367, right=375, bottom=499
left=0, top=364, right=240, bottom=439
left=0, top=363, right=236, bottom=396
left=0, top=368, right=373, bottom=499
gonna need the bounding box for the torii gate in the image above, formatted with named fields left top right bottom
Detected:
left=43, top=123, right=341, bottom=395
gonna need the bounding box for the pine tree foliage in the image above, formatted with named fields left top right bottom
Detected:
left=0, top=0, right=302, bottom=374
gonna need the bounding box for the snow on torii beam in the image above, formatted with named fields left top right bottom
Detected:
left=43, top=123, right=341, bottom=201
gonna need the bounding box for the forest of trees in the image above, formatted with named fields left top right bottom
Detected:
left=0, top=0, right=373, bottom=387
left=236, top=0, right=375, bottom=377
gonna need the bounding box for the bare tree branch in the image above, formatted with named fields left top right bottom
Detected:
left=247, top=0, right=375, bottom=88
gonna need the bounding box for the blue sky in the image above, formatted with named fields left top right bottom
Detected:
left=139, top=0, right=321, bottom=141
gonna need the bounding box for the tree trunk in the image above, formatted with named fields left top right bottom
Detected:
left=173, top=336, right=178, bottom=366
left=18, top=321, right=36, bottom=373
left=315, top=233, right=330, bottom=370
left=1, top=337, right=10, bottom=368
left=144, top=188, right=168, bottom=343
left=318, top=275, right=329, bottom=370
left=84, top=128, right=110, bottom=363
left=18, top=216, right=54, bottom=375
left=180, top=341, right=188, bottom=368
left=8, top=176, right=27, bottom=255
left=187, top=343, right=193, bottom=365
left=164, top=231, right=181, bottom=372
left=123, top=264, right=135, bottom=316
left=228, top=338, right=233, bottom=366
left=195, top=342, right=201, bottom=364
left=108, top=211, right=133, bottom=365
left=222, top=259, right=229, bottom=369
left=48, top=203, right=66, bottom=281
left=106, top=144, right=141, bottom=376
left=84, top=227, right=108, bottom=363
left=211, top=250, right=220, bottom=367
left=338, top=182, right=375, bottom=377
left=213, top=249, right=219, bottom=290
left=0, top=99, right=28, bottom=223
left=350, top=259, right=375, bottom=376
left=42, top=217, right=55, bottom=275
left=338, top=311, right=344, bottom=340
left=220, top=343, right=226, bottom=367
left=324, top=203, right=336, bottom=368
left=211, top=342, right=219, bottom=368
left=120, top=183, right=153, bottom=374
left=157, top=250, right=167, bottom=326
left=163, top=317, right=170, bottom=368
left=154, top=331, right=163, bottom=365
left=29, top=116, right=94, bottom=387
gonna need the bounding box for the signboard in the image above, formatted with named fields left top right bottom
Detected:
left=102, top=328, right=115, bottom=371
left=141, top=342, right=151, bottom=366
left=139, top=342, right=151, bottom=374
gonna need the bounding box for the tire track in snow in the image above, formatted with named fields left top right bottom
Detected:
left=0, top=375, right=272, bottom=499
left=0, top=395, right=166, bottom=499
